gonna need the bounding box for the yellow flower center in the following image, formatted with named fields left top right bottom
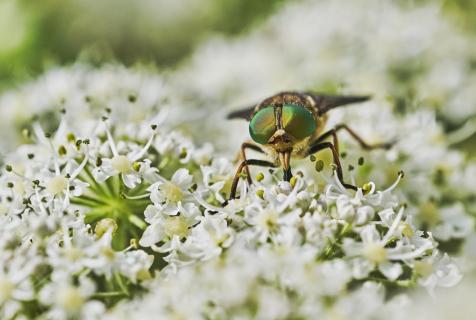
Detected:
left=111, top=155, right=132, bottom=174
left=65, top=247, right=84, bottom=262
left=56, top=287, right=84, bottom=313
left=163, top=216, right=189, bottom=238
left=418, top=202, right=441, bottom=227
left=0, top=276, right=14, bottom=304
left=136, top=269, right=153, bottom=281
left=13, top=180, right=26, bottom=195
left=0, top=204, right=7, bottom=216
left=101, top=247, right=116, bottom=261
left=161, top=182, right=183, bottom=202
left=46, top=176, right=68, bottom=195
left=257, top=209, right=279, bottom=230
left=414, top=261, right=433, bottom=277
left=364, top=242, right=387, bottom=264
left=209, top=229, right=231, bottom=246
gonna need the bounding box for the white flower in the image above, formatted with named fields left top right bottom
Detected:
left=328, top=282, right=386, bottom=320
left=200, top=157, right=234, bottom=203
left=0, top=6, right=473, bottom=314
left=39, top=274, right=105, bottom=320
left=0, top=257, right=37, bottom=320
left=326, top=173, right=403, bottom=222
left=165, top=214, right=234, bottom=266
left=148, top=168, right=194, bottom=215
left=344, top=208, right=433, bottom=280
left=93, top=121, right=156, bottom=188
left=415, top=252, right=462, bottom=294
left=244, top=198, right=301, bottom=244
left=139, top=202, right=200, bottom=247
left=46, top=223, right=117, bottom=277
left=115, top=250, right=154, bottom=283
left=432, top=203, right=474, bottom=241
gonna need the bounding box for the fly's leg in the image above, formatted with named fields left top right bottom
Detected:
left=314, top=124, right=395, bottom=154
left=240, top=142, right=266, bottom=184
left=305, top=141, right=356, bottom=190
left=229, top=159, right=276, bottom=201
left=283, top=167, right=292, bottom=182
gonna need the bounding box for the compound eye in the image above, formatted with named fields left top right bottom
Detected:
left=249, top=106, right=277, bottom=144
left=282, top=104, right=316, bottom=140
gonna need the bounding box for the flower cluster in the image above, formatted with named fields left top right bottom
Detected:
left=171, top=0, right=476, bottom=260
left=0, top=1, right=475, bottom=317
left=111, top=173, right=460, bottom=319
left=0, top=105, right=463, bottom=318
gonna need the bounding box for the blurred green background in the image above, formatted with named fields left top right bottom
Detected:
left=2, top=0, right=476, bottom=89
left=0, top=0, right=286, bottom=89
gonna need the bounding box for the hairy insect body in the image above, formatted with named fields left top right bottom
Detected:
left=227, top=91, right=392, bottom=201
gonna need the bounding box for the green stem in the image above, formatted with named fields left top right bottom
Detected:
left=71, top=198, right=106, bottom=208
left=114, top=273, right=129, bottom=296
left=317, top=222, right=351, bottom=261
left=77, top=194, right=109, bottom=205
left=92, top=291, right=128, bottom=298
left=82, top=167, right=112, bottom=197
left=128, top=214, right=147, bottom=230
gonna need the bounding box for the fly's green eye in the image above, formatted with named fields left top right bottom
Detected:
left=249, top=106, right=276, bottom=144
left=282, top=104, right=316, bottom=140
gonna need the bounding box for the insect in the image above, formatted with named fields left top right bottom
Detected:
left=227, top=91, right=394, bottom=200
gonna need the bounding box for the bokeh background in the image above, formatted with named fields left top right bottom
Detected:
left=0, top=0, right=285, bottom=88
left=0, top=0, right=475, bottom=155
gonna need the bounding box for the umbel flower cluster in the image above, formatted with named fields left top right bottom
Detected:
left=0, top=104, right=463, bottom=319
left=0, top=1, right=475, bottom=318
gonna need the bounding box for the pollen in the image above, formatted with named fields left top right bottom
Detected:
left=362, top=183, right=372, bottom=194
left=256, top=189, right=265, bottom=199
left=132, top=162, right=141, bottom=172
left=290, top=176, right=297, bottom=188
left=256, top=172, right=265, bottom=182
left=111, top=155, right=133, bottom=174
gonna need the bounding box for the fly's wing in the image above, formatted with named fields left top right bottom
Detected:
left=227, top=105, right=256, bottom=120
left=227, top=92, right=371, bottom=120
left=305, top=93, right=371, bottom=116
